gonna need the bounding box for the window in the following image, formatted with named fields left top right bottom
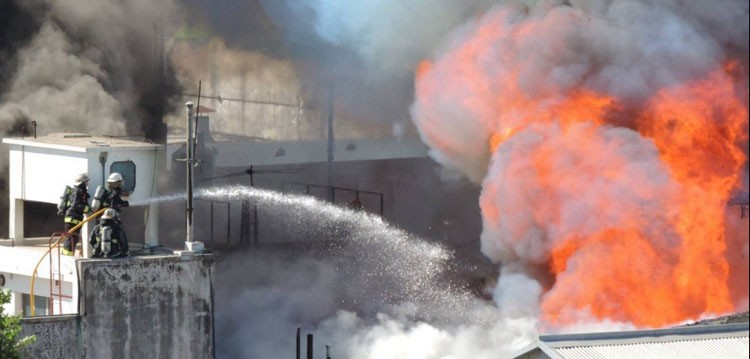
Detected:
left=110, top=161, right=136, bottom=192
left=22, top=293, right=49, bottom=317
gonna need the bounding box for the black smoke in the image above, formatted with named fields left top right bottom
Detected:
left=0, top=0, right=184, bottom=237
left=0, top=1, right=43, bottom=100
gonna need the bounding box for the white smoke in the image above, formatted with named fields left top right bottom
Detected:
left=479, top=122, right=679, bottom=265
left=412, top=0, right=748, bottom=180
left=205, top=186, right=540, bottom=358
left=214, top=244, right=540, bottom=359
left=304, top=0, right=499, bottom=79
left=247, top=0, right=510, bottom=131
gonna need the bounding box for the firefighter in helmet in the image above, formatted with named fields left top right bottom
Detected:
left=92, top=172, right=130, bottom=214
left=90, top=208, right=129, bottom=258
left=60, top=173, right=91, bottom=256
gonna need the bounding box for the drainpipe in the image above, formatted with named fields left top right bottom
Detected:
left=99, top=152, right=108, bottom=185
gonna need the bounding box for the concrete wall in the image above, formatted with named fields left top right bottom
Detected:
left=21, top=254, right=214, bottom=359
left=20, top=315, right=84, bottom=359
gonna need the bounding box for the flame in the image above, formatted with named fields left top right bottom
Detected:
left=413, top=5, right=748, bottom=328
left=638, top=69, right=747, bottom=316
left=538, top=67, right=747, bottom=326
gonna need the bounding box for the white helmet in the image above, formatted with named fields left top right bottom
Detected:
left=75, top=173, right=90, bottom=185
left=101, top=208, right=118, bottom=220
left=107, top=172, right=123, bottom=183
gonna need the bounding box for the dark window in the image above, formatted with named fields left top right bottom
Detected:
left=22, top=293, right=49, bottom=317
left=110, top=161, right=136, bottom=192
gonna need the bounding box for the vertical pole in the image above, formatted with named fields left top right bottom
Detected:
left=240, top=200, right=250, bottom=244
left=57, top=246, right=62, bottom=314
left=241, top=72, right=247, bottom=133
left=250, top=167, right=259, bottom=245
left=379, top=193, right=384, bottom=216
left=327, top=83, right=335, bottom=203
left=307, top=334, right=313, bottom=359
left=326, top=344, right=331, bottom=359
left=210, top=201, right=215, bottom=242
left=48, top=247, right=52, bottom=314
left=186, top=101, right=195, bottom=244
left=253, top=206, right=259, bottom=245
left=296, top=328, right=301, bottom=359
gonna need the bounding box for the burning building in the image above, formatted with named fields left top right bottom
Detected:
left=0, top=0, right=748, bottom=358
left=412, top=0, right=749, bottom=329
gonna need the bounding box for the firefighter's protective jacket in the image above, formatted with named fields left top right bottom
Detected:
left=64, top=183, right=90, bottom=225
left=101, top=186, right=130, bottom=212
left=89, top=219, right=129, bottom=256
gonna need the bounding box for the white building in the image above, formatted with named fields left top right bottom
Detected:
left=1, top=133, right=161, bottom=317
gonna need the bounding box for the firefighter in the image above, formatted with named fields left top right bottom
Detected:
left=90, top=208, right=129, bottom=258
left=59, top=173, right=91, bottom=256
left=348, top=198, right=363, bottom=211
left=92, top=172, right=130, bottom=214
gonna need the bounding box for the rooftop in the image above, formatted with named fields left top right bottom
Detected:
left=2, top=133, right=159, bottom=152
left=514, top=322, right=750, bottom=359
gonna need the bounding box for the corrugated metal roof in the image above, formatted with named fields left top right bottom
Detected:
left=514, top=323, right=749, bottom=359
left=555, top=336, right=749, bottom=359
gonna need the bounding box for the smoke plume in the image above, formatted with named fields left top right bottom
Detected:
left=412, top=0, right=749, bottom=328
left=180, top=0, right=505, bottom=130
left=0, top=0, right=181, bottom=139
left=0, top=0, right=182, bottom=236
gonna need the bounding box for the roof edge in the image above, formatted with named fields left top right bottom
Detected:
left=541, top=323, right=749, bottom=348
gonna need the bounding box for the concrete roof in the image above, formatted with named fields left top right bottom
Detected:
left=514, top=323, right=749, bottom=359
left=3, top=133, right=159, bottom=153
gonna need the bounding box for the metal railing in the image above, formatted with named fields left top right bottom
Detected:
left=280, top=181, right=384, bottom=216
left=30, top=208, right=107, bottom=316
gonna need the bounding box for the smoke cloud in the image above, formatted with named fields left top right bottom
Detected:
left=0, top=0, right=183, bottom=236
left=187, top=0, right=504, bottom=129
left=412, top=0, right=748, bottom=328
left=275, top=0, right=494, bottom=79
left=413, top=0, right=748, bottom=182
left=0, top=0, right=181, bottom=139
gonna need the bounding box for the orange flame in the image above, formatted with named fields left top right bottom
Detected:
left=414, top=11, right=748, bottom=327
left=541, top=68, right=745, bottom=327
